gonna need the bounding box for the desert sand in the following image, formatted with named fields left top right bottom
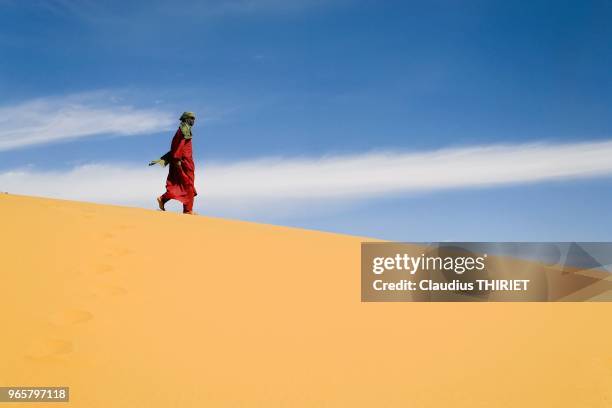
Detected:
left=0, top=193, right=610, bottom=407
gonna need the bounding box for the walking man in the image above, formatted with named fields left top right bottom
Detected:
left=149, top=112, right=198, bottom=214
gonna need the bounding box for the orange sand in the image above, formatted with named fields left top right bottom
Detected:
left=0, top=193, right=610, bottom=407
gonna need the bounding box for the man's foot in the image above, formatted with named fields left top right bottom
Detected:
left=157, top=196, right=166, bottom=211
left=183, top=211, right=197, bottom=215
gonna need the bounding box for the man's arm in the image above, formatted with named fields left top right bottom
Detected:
left=148, top=151, right=172, bottom=167
left=148, top=128, right=185, bottom=167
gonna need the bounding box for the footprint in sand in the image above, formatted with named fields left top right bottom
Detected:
left=104, top=248, right=132, bottom=257
left=96, top=264, right=114, bottom=274
left=49, top=309, right=93, bottom=326
left=102, top=232, right=115, bottom=240
left=79, top=210, right=96, bottom=220
left=112, top=248, right=133, bottom=257
left=24, top=339, right=73, bottom=359
left=96, top=284, right=128, bottom=296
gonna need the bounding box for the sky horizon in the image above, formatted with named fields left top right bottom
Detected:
left=1, top=0, right=611, bottom=240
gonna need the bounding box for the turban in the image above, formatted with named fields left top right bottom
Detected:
left=180, top=111, right=196, bottom=121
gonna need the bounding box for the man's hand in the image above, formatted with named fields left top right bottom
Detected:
left=176, top=160, right=182, bottom=167
left=149, top=159, right=167, bottom=167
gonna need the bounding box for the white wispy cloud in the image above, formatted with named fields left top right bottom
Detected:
left=0, top=92, right=174, bottom=151
left=2, top=140, right=612, bottom=217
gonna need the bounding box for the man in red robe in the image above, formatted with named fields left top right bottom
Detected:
left=149, top=112, right=198, bottom=214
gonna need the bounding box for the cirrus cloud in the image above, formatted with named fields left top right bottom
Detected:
left=0, top=92, right=174, bottom=151
left=2, top=139, right=612, bottom=217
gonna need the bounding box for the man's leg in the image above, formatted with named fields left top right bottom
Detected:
left=183, top=196, right=195, bottom=214
left=157, top=194, right=170, bottom=211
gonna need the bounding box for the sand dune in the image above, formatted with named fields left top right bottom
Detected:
left=0, top=193, right=610, bottom=407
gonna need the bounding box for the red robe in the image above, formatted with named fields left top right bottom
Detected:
left=161, top=127, right=197, bottom=210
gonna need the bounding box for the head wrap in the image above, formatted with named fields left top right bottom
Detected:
left=179, top=112, right=195, bottom=139
left=180, top=122, right=192, bottom=139
left=180, top=111, right=196, bottom=121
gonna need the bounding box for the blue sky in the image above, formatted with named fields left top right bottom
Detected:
left=0, top=0, right=611, bottom=240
